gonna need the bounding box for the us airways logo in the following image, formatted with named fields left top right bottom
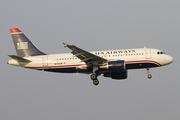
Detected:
left=95, top=50, right=136, bottom=55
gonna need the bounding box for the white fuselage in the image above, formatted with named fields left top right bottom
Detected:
left=8, top=48, right=173, bottom=73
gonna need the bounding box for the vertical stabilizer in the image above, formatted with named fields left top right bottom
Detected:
left=10, top=28, right=46, bottom=57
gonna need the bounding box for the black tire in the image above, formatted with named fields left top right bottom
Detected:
left=148, top=74, right=152, bottom=79
left=93, top=80, right=99, bottom=85
left=90, top=74, right=97, bottom=80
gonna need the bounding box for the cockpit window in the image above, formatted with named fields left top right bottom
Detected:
left=157, top=51, right=166, bottom=54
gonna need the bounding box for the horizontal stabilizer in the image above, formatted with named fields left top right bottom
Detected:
left=8, top=55, right=31, bottom=63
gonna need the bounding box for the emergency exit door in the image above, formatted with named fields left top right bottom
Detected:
left=43, top=56, right=48, bottom=66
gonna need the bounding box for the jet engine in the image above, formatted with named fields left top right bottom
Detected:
left=100, top=60, right=127, bottom=80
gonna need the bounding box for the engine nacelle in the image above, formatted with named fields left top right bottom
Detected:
left=99, top=60, right=125, bottom=72
left=104, top=70, right=127, bottom=80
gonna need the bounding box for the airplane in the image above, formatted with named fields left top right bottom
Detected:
left=7, top=28, right=173, bottom=85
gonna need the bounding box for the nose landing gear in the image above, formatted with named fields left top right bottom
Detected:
left=147, top=68, right=152, bottom=79
left=148, top=74, right=152, bottom=79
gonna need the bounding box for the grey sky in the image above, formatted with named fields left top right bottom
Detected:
left=1, top=0, right=179, bottom=120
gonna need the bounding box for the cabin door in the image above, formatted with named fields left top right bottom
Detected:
left=145, top=49, right=151, bottom=59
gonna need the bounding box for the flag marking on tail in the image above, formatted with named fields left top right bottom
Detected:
left=17, top=42, right=28, bottom=50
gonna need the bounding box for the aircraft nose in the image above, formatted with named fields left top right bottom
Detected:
left=168, top=56, right=173, bottom=64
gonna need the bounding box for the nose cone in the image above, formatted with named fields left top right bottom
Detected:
left=167, top=56, right=173, bottom=64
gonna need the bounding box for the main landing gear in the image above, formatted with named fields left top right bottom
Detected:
left=147, top=68, right=152, bottom=79
left=90, top=66, right=100, bottom=86
left=90, top=73, right=99, bottom=85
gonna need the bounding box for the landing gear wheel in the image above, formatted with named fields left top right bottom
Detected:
left=93, top=80, right=99, bottom=85
left=146, top=68, right=152, bottom=79
left=90, top=74, right=97, bottom=80
left=148, top=74, right=152, bottom=79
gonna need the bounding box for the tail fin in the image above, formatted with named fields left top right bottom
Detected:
left=10, top=28, right=46, bottom=57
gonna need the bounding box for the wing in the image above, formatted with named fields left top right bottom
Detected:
left=63, top=43, right=107, bottom=66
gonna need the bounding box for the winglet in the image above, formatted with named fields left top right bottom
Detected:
left=63, top=43, right=68, bottom=48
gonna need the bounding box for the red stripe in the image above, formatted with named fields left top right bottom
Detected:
left=27, top=60, right=161, bottom=69
left=10, top=28, right=22, bottom=33
left=27, top=64, right=86, bottom=69
left=125, top=60, right=161, bottom=66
